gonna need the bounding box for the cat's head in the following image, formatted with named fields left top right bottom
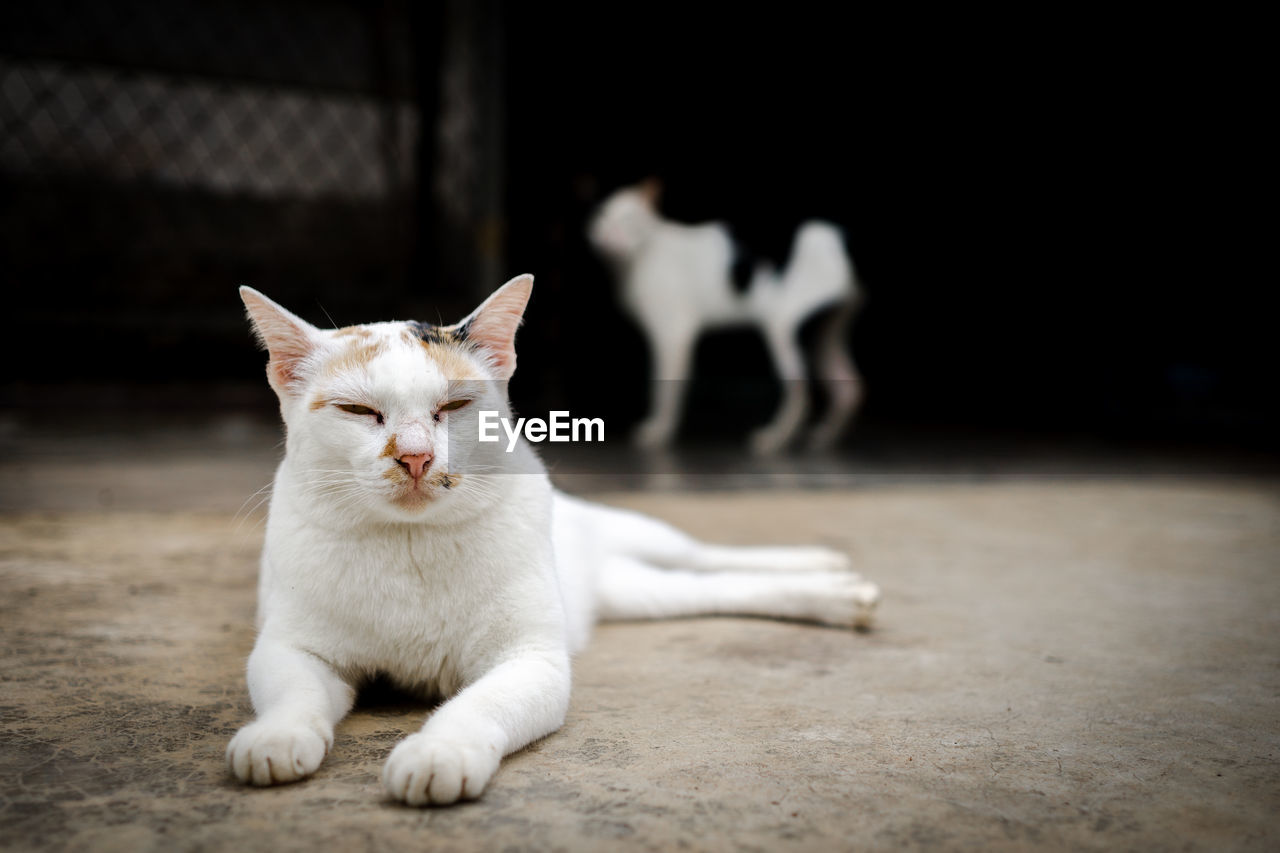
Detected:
left=587, top=179, right=662, bottom=260
left=241, top=275, right=534, bottom=524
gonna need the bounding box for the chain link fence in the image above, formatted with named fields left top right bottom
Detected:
left=1, top=0, right=424, bottom=386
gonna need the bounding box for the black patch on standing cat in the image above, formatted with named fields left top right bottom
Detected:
left=727, top=229, right=782, bottom=295
left=409, top=320, right=468, bottom=346
left=729, top=239, right=757, bottom=295
left=726, top=219, right=825, bottom=295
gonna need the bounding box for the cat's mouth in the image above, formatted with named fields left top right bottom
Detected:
left=387, top=469, right=461, bottom=507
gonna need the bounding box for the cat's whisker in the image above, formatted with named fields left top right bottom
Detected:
left=233, top=496, right=275, bottom=533
left=233, top=480, right=275, bottom=522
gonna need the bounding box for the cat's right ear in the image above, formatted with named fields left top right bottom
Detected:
left=239, top=286, right=321, bottom=396
left=458, top=274, right=533, bottom=382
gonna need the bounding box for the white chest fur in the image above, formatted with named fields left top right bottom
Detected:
left=258, top=461, right=564, bottom=696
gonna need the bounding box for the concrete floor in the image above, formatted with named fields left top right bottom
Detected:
left=1, top=422, right=1278, bottom=851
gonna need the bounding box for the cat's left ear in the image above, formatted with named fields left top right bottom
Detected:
left=460, top=274, right=533, bottom=381
left=239, top=286, right=322, bottom=396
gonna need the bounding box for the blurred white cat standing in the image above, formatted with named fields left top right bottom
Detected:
left=588, top=180, right=865, bottom=454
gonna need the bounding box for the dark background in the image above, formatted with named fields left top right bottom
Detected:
left=2, top=1, right=1271, bottom=453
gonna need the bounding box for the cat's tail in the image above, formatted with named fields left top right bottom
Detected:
left=780, top=221, right=859, bottom=319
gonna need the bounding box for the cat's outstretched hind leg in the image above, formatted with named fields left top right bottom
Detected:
left=596, top=556, right=880, bottom=629
left=574, top=497, right=854, bottom=574
left=679, top=543, right=856, bottom=574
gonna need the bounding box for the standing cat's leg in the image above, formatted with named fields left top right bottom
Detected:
left=633, top=321, right=698, bottom=450
left=750, top=320, right=810, bottom=455
left=596, top=555, right=879, bottom=628
left=227, top=634, right=356, bottom=785
left=576, top=498, right=854, bottom=574
left=383, top=648, right=571, bottom=806
left=808, top=303, right=864, bottom=451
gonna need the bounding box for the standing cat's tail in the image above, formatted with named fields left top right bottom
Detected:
left=779, top=223, right=865, bottom=449
left=780, top=221, right=858, bottom=320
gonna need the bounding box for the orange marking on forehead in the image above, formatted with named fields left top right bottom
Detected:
left=334, top=326, right=373, bottom=340
left=323, top=339, right=388, bottom=377
left=419, top=341, right=484, bottom=381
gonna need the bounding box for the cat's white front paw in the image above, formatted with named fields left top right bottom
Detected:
left=382, top=733, right=501, bottom=806
left=226, top=717, right=331, bottom=786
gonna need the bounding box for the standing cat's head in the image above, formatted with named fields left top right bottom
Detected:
left=587, top=179, right=663, bottom=261
left=241, top=275, right=535, bottom=524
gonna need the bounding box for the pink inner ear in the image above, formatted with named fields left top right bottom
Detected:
left=241, top=288, right=318, bottom=393
left=464, top=276, right=533, bottom=381
left=265, top=335, right=312, bottom=389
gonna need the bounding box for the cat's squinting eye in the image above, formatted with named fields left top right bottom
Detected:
left=434, top=399, right=471, bottom=422
left=336, top=404, right=384, bottom=425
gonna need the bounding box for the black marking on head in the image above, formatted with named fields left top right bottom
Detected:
left=409, top=320, right=469, bottom=347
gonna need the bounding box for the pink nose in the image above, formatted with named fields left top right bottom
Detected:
left=397, top=452, right=433, bottom=480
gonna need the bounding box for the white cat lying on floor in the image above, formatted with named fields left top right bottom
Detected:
left=228, top=276, right=880, bottom=806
